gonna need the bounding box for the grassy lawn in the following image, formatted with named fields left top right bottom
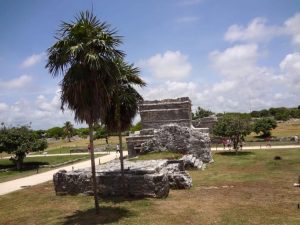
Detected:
left=47, top=136, right=127, bottom=150
left=246, top=119, right=300, bottom=140
left=0, top=148, right=299, bottom=224
left=0, top=155, right=91, bottom=183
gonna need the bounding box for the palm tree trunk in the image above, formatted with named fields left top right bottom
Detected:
left=117, top=103, right=126, bottom=195
left=89, top=123, right=100, bottom=214
left=118, top=126, right=126, bottom=194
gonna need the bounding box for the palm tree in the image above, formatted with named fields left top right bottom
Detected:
left=104, top=60, right=145, bottom=193
left=46, top=11, right=123, bottom=214
left=63, top=121, right=74, bottom=142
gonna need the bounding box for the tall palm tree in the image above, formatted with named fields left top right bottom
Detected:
left=63, top=121, right=74, bottom=142
left=46, top=11, right=123, bottom=214
left=104, top=60, right=145, bottom=193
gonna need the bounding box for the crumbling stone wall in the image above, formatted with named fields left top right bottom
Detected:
left=141, top=124, right=212, bottom=163
left=192, top=116, right=218, bottom=133
left=53, top=159, right=192, bottom=198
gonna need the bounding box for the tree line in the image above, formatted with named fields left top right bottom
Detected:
left=193, top=106, right=300, bottom=121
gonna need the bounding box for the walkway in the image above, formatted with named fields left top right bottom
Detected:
left=0, top=151, right=127, bottom=196
left=3, top=151, right=107, bottom=159
left=212, top=144, right=300, bottom=151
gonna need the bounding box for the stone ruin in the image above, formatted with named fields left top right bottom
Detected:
left=126, top=97, right=212, bottom=163
left=53, top=97, right=213, bottom=199
left=192, top=116, right=218, bottom=134
left=54, top=159, right=192, bottom=198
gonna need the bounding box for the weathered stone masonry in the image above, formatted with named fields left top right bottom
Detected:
left=140, top=97, right=192, bottom=129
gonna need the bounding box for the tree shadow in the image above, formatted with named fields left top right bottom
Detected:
left=101, top=195, right=147, bottom=204
left=61, top=206, right=133, bottom=225
left=216, top=151, right=255, bottom=156
left=0, top=161, right=49, bottom=170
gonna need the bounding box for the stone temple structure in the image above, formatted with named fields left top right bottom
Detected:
left=140, top=97, right=192, bottom=129
left=126, top=97, right=212, bottom=163
left=53, top=97, right=213, bottom=199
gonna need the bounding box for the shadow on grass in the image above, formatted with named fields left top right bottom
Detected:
left=216, top=151, right=255, bottom=156
left=62, top=206, right=133, bottom=225
left=101, top=195, right=147, bottom=204
left=0, top=161, right=49, bottom=170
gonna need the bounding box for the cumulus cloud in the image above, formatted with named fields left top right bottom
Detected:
left=140, top=43, right=299, bottom=113
left=224, top=13, right=300, bottom=46
left=0, top=103, right=8, bottom=112
left=225, top=17, right=282, bottom=43
left=0, top=90, right=75, bottom=129
left=139, top=51, right=192, bottom=80
left=210, top=44, right=258, bottom=78
left=280, top=52, right=300, bottom=91
left=284, top=13, right=300, bottom=45
left=0, top=75, right=32, bottom=90
left=20, top=52, right=45, bottom=68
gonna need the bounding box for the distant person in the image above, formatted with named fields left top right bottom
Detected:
left=295, top=135, right=299, bottom=144
left=222, top=139, right=226, bottom=149
left=239, top=142, right=243, bottom=150
left=116, top=144, right=120, bottom=153
left=227, top=139, right=232, bottom=150
left=105, top=135, right=109, bottom=145
left=265, top=137, right=271, bottom=147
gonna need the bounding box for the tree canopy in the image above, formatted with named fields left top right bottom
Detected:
left=213, top=113, right=252, bottom=152
left=46, top=10, right=127, bottom=213
left=253, top=118, right=277, bottom=137
left=0, top=124, right=47, bottom=169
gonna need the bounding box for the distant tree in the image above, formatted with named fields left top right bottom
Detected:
left=94, top=124, right=108, bottom=140
left=289, top=108, right=300, bottom=118
left=253, top=118, right=277, bottom=137
left=0, top=125, right=47, bottom=170
left=250, top=110, right=260, bottom=118
left=75, top=128, right=90, bottom=138
left=63, top=121, right=74, bottom=142
left=269, top=107, right=290, bottom=121
left=130, top=121, right=142, bottom=132
left=213, top=113, right=252, bottom=153
left=298, top=105, right=300, bottom=110
left=192, top=107, right=214, bottom=119
left=260, top=109, right=270, bottom=117
left=33, top=129, right=46, bottom=139
left=46, top=127, right=64, bottom=139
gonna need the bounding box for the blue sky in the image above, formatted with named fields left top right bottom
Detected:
left=0, top=0, right=300, bottom=129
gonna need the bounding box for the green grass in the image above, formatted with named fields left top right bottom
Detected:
left=1, top=148, right=300, bottom=224
left=0, top=155, right=91, bottom=183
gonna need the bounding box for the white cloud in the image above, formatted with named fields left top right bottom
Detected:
left=139, top=51, right=192, bottom=80
left=224, top=13, right=300, bottom=46
left=0, top=103, right=8, bottom=112
left=0, top=90, right=75, bottom=129
left=224, top=17, right=282, bottom=43
left=284, top=13, right=300, bottom=45
left=20, top=52, right=45, bottom=68
left=0, top=75, right=32, bottom=90
left=280, top=52, right=300, bottom=91
left=210, top=44, right=258, bottom=77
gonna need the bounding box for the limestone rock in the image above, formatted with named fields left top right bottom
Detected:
left=141, top=124, right=212, bottom=163
left=53, top=159, right=193, bottom=198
